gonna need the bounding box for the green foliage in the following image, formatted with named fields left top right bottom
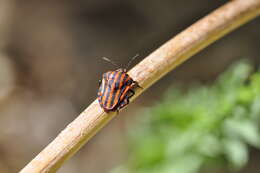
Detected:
left=113, top=60, right=260, bottom=173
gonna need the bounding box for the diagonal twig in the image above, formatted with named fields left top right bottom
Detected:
left=20, top=0, right=260, bottom=172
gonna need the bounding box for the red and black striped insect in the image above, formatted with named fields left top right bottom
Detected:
left=98, top=55, right=141, bottom=113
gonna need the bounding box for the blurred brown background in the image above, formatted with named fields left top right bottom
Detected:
left=0, top=0, right=260, bottom=172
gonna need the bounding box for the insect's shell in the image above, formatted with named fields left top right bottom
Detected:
left=98, top=68, right=135, bottom=112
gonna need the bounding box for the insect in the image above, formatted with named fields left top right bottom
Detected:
left=98, top=55, right=141, bottom=113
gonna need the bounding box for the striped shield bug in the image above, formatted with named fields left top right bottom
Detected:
left=98, top=55, right=141, bottom=113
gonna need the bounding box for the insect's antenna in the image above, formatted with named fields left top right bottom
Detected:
left=102, top=57, right=120, bottom=68
left=125, top=54, right=139, bottom=70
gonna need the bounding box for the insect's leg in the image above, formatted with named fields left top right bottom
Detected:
left=119, top=97, right=130, bottom=109
left=128, top=89, right=135, bottom=98
left=132, top=81, right=143, bottom=89
left=103, top=108, right=110, bottom=113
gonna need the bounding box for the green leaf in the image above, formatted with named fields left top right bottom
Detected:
left=223, top=118, right=260, bottom=148
left=250, top=97, right=260, bottom=122
left=160, top=155, right=203, bottom=173
left=223, top=139, right=248, bottom=169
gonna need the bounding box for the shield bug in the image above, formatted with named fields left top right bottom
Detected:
left=98, top=55, right=141, bottom=113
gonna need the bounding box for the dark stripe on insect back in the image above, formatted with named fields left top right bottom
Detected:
left=108, top=73, right=126, bottom=108
left=118, top=78, right=129, bottom=100
left=119, top=76, right=132, bottom=100
left=103, top=71, right=120, bottom=108
left=106, top=72, right=122, bottom=108
left=102, top=71, right=115, bottom=106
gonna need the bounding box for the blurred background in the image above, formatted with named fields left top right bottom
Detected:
left=0, top=0, right=260, bottom=173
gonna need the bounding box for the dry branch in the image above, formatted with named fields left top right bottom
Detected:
left=20, top=0, right=260, bottom=172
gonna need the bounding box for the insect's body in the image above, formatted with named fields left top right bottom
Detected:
left=98, top=68, right=138, bottom=112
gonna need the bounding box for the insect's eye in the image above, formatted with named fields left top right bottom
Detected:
left=98, top=80, right=102, bottom=86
